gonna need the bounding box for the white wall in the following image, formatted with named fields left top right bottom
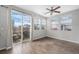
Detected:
left=47, top=9, right=79, bottom=44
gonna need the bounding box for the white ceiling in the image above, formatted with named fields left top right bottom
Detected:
left=15, top=5, right=79, bottom=17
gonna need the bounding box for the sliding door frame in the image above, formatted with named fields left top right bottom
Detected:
left=11, top=9, right=33, bottom=46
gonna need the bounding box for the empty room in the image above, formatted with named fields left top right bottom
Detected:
left=0, top=5, right=79, bottom=54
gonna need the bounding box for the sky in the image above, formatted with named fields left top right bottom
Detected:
left=11, top=11, right=31, bottom=27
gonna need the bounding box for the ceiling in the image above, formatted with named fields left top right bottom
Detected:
left=15, top=5, right=79, bottom=17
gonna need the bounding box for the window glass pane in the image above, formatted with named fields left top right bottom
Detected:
left=11, top=10, right=22, bottom=44
left=51, top=21, right=60, bottom=30
left=23, top=14, right=31, bottom=41
left=41, top=19, right=46, bottom=30
left=34, top=18, right=40, bottom=30
left=61, top=15, right=72, bottom=31
left=51, top=17, right=60, bottom=30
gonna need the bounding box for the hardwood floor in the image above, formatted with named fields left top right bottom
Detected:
left=0, top=37, right=79, bottom=54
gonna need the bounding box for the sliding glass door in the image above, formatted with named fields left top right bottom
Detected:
left=11, top=10, right=22, bottom=44
left=11, top=10, right=31, bottom=45
left=23, top=14, right=31, bottom=41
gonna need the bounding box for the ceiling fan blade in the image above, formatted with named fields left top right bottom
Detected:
left=44, top=12, right=50, bottom=14
left=53, top=6, right=60, bottom=10
left=54, top=11, right=60, bottom=13
left=51, top=7, right=53, bottom=9
left=50, top=12, right=52, bottom=15
left=46, top=8, right=50, bottom=10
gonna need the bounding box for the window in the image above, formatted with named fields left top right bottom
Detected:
left=51, top=15, right=72, bottom=31
left=34, top=18, right=40, bottom=30
left=41, top=19, right=46, bottom=30
left=61, top=15, right=72, bottom=31
left=51, top=17, right=60, bottom=30
left=11, top=10, right=31, bottom=44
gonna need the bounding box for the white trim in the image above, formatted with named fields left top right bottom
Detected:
left=47, top=35, right=79, bottom=44
left=11, top=9, right=32, bottom=47
left=6, top=47, right=12, bottom=50
left=30, top=16, right=33, bottom=41
left=0, top=47, right=6, bottom=51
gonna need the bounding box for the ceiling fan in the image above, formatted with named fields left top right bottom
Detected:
left=45, top=6, right=61, bottom=15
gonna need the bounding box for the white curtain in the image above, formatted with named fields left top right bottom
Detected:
left=0, top=6, right=12, bottom=50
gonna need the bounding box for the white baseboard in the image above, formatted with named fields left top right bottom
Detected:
left=6, top=46, right=12, bottom=50
left=0, top=47, right=12, bottom=51
left=47, top=35, right=79, bottom=44
left=0, top=47, right=6, bottom=50
left=33, top=36, right=46, bottom=40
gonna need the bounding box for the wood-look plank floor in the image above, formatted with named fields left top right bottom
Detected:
left=0, top=37, right=79, bottom=54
